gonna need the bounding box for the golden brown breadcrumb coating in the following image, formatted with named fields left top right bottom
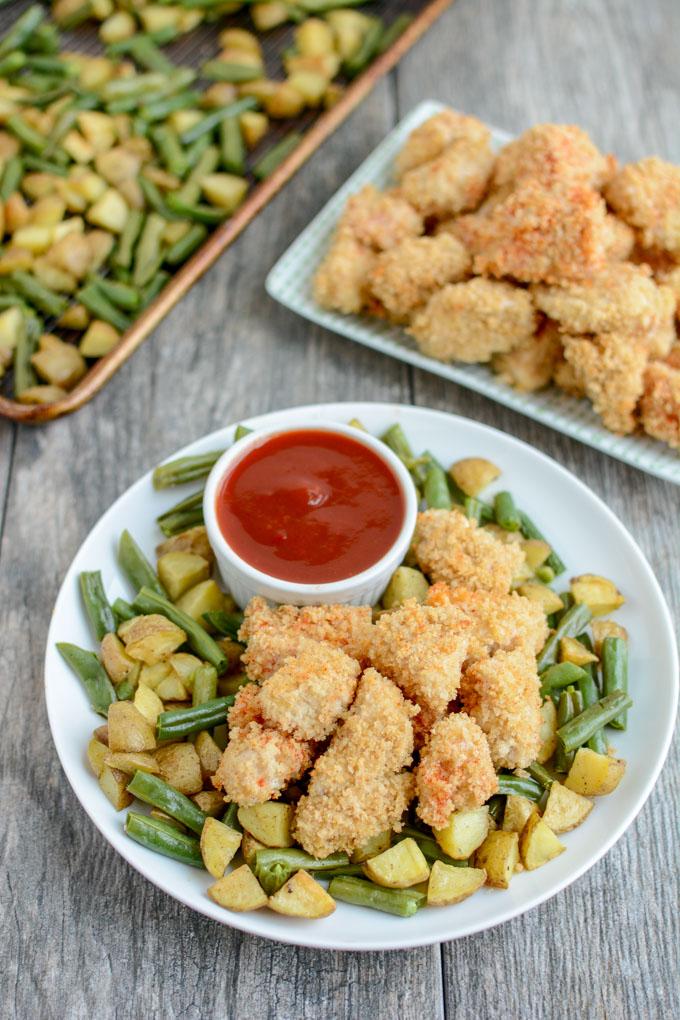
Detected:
left=227, top=682, right=263, bottom=730
left=408, top=277, right=536, bottom=363
left=312, top=234, right=376, bottom=314
left=605, top=156, right=680, bottom=256
left=368, top=233, right=471, bottom=323
left=213, top=721, right=312, bottom=806
left=337, top=184, right=423, bottom=251
left=460, top=648, right=542, bottom=770
left=603, top=214, right=636, bottom=262
left=413, top=509, right=525, bottom=593
left=664, top=343, right=680, bottom=370
left=492, top=317, right=562, bottom=391
left=639, top=361, right=680, bottom=448
left=395, top=109, right=491, bottom=178
left=492, top=123, right=615, bottom=191
left=239, top=597, right=373, bottom=681
left=561, top=332, right=649, bottom=434
left=398, top=137, right=495, bottom=219
left=415, top=712, right=498, bottom=828
left=369, top=600, right=472, bottom=717
left=258, top=639, right=360, bottom=742
left=293, top=668, right=417, bottom=858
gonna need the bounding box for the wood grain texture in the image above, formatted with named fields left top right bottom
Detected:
left=0, top=1, right=678, bottom=1017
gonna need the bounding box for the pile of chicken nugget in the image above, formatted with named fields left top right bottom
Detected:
left=314, top=108, right=680, bottom=450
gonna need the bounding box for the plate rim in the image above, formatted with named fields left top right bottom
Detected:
left=44, top=400, right=679, bottom=952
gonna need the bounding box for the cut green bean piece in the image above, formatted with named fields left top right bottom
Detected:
left=165, top=224, right=207, bottom=266
left=380, top=423, right=414, bottom=466
left=77, top=284, right=131, bottom=332
left=377, top=13, right=413, bottom=53
left=151, top=125, right=188, bottom=177
left=253, top=132, right=302, bottom=180
left=344, top=17, right=383, bottom=77
left=234, top=424, right=252, bottom=441
left=80, top=570, right=116, bottom=641
left=133, top=213, right=167, bottom=288
left=125, top=811, right=203, bottom=866
left=7, top=113, right=48, bottom=154
left=115, top=678, right=135, bottom=701
left=494, top=491, right=521, bottom=531
left=11, top=272, right=67, bottom=317
left=156, top=505, right=204, bottom=537
left=254, top=848, right=350, bottom=896
left=539, top=661, right=589, bottom=695
left=0, top=52, right=26, bottom=76
left=1, top=156, right=23, bottom=200
left=423, top=464, right=452, bottom=510
left=176, top=146, right=220, bottom=203
left=90, top=277, right=141, bottom=312
left=601, top=636, right=628, bottom=730
left=153, top=449, right=223, bottom=489
left=118, top=530, right=168, bottom=599
left=141, top=270, right=170, bottom=308
left=127, top=771, right=207, bottom=835
left=527, top=762, right=555, bottom=789
left=202, top=60, right=263, bottom=83
left=22, top=154, right=68, bottom=176
left=557, top=691, right=632, bottom=753
left=155, top=695, right=234, bottom=741
left=329, top=877, right=425, bottom=917
left=57, top=642, right=116, bottom=717
left=496, top=773, right=544, bottom=800
left=165, top=195, right=227, bottom=224
left=113, top=210, right=145, bottom=270
left=140, top=91, right=201, bottom=123
left=554, top=688, right=576, bottom=772
left=536, top=603, right=593, bottom=672
left=126, top=36, right=174, bottom=74
left=139, top=176, right=178, bottom=219
left=518, top=511, right=566, bottom=576
left=179, top=97, right=258, bottom=146
left=192, top=663, right=217, bottom=707
left=157, top=490, right=203, bottom=523
left=133, top=587, right=228, bottom=673
left=464, top=496, right=486, bottom=522
left=113, top=597, right=136, bottom=623
left=0, top=4, right=44, bottom=59
left=12, top=311, right=39, bottom=395
left=202, top=610, right=243, bottom=639
left=398, top=826, right=468, bottom=867
left=222, top=802, right=241, bottom=830
left=219, top=116, right=245, bottom=174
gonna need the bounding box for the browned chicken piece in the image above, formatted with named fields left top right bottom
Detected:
left=639, top=361, right=680, bottom=448
left=369, top=600, right=472, bottom=717
left=664, top=343, right=680, bottom=370
left=655, top=264, right=680, bottom=323
left=460, top=648, right=542, bottom=770
left=408, top=277, right=536, bottom=364
left=552, top=346, right=588, bottom=397
left=293, top=668, right=417, bottom=858
left=413, top=508, right=525, bottom=594
left=395, top=109, right=491, bottom=178
left=313, top=234, right=376, bottom=314
left=471, top=180, right=610, bottom=283
left=415, top=712, right=498, bottom=829
left=239, top=596, right=373, bottom=681
left=603, top=214, right=636, bottom=262
left=213, top=720, right=313, bottom=806
left=492, top=317, right=562, bottom=391
left=492, top=123, right=616, bottom=191
left=398, top=136, right=495, bottom=219
left=337, top=183, right=423, bottom=251
left=367, top=233, right=471, bottom=323
left=561, top=332, right=649, bottom=434
left=605, top=156, right=680, bottom=257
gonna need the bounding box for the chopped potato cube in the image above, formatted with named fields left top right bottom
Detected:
left=16, top=385, right=67, bottom=405
left=474, top=830, right=519, bottom=888
left=564, top=748, right=626, bottom=796
left=155, top=742, right=203, bottom=795
left=363, top=838, right=430, bottom=888
left=523, top=539, right=552, bottom=571
left=155, top=673, right=189, bottom=703
left=200, top=817, right=243, bottom=878
left=435, top=806, right=490, bottom=860
left=119, top=613, right=187, bottom=665
left=269, top=870, right=336, bottom=918
left=542, top=782, right=593, bottom=833
left=87, top=736, right=109, bottom=777
left=241, top=831, right=266, bottom=866
left=264, top=83, right=306, bottom=119
left=208, top=864, right=268, bottom=911
left=570, top=574, right=625, bottom=616
left=450, top=457, right=501, bottom=496
left=591, top=619, right=628, bottom=656
left=31, top=333, right=87, bottom=389
left=517, top=583, right=564, bottom=614
left=133, top=683, right=164, bottom=726
left=519, top=813, right=565, bottom=870
left=78, top=111, right=117, bottom=153
left=381, top=566, right=429, bottom=610
left=350, top=830, right=391, bottom=863
left=13, top=225, right=54, bottom=254
left=237, top=802, right=294, bottom=848
left=200, top=173, right=248, bottom=213
left=86, top=188, right=128, bottom=233
left=537, top=698, right=558, bottom=764
left=156, top=525, right=214, bottom=565
left=560, top=635, right=598, bottom=666
left=195, top=729, right=222, bottom=779
left=168, top=652, right=202, bottom=688
left=240, top=111, right=268, bottom=150
left=0, top=306, right=24, bottom=350
left=137, top=662, right=172, bottom=691
left=192, top=790, right=226, bottom=816
left=107, top=701, right=157, bottom=753
left=98, top=765, right=133, bottom=811
left=99, top=11, right=136, bottom=44
left=218, top=27, right=262, bottom=56
left=80, top=320, right=120, bottom=358
left=427, top=861, right=486, bottom=906
left=157, top=551, right=210, bottom=602
left=287, top=70, right=328, bottom=106
left=501, top=795, right=538, bottom=834
left=104, top=751, right=159, bottom=775
left=251, top=2, right=290, bottom=32
left=175, top=581, right=226, bottom=627
left=58, top=303, right=90, bottom=330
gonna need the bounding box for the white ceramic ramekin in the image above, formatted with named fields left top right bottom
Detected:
left=203, top=421, right=418, bottom=608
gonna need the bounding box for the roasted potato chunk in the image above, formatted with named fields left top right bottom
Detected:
left=237, top=802, right=294, bottom=848
left=542, top=782, right=593, bottom=833
left=98, top=765, right=133, bottom=811
left=350, top=830, right=391, bottom=863
left=450, top=457, right=501, bottom=496
left=200, top=817, right=242, bottom=878
left=155, top=742, right=202, bottom=795
left=591, top=619, right=629, bottom=656
left=519, top=813, right=565, bottom=870
left=157, top=551, right=210, bottom=601
left=435, top=807, right=490, bottom=860
left=536, top=699, right=558, bottom=764
left=381, top=567, right=429, bottom=610
left=118, top=614, right=187, bottom=665
left=209, top=865, right=268, bottom=912
left=100, top=633, right=139, bottom=685
left=427, top=861, right=486, bottom=906
left=268, top=870, right=336, bottom=919
left=564, top=748, right=626, bottom=795
left=570, top=574, right=625, bottom=616
left=501, top=795, right=538, bottom=834
left=107, top=701, right=156, bottom=753
left=474, top=830, right=519, bottom=888
left=87, top=736, right=109, bottom=777
left=133, top=683, right=164, bottom=726
left=362, top=838, right=430, bottom=888
left=517, top=583, right=564, bottom=614
left=103, top=751, right=159, bottom=775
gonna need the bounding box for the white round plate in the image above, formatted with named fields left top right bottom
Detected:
left=45, top=403, right=678, bottom=952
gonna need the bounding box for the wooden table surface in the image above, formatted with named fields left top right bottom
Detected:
left=1, top=1, right=678, bottom=1016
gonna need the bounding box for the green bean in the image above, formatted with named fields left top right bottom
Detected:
left=536, top=603, right=593, bottom=672
left=527, top=762, right=555, bottom=789
left=234, top=424, right=253, bottom=441
left=201, top=60, right=263, bottom=83
left=155, top=695, right=234, bottom=741
left=139, top=176, right=179, bottom=220
left=192, top=663, right=217, bottom=707
left=133, top=588, right=228, bottom=673
left=22, top=154, right=68, bottom=176
left=141, top=271, right=170, bottom=307
left=496, top=773, right=544, bottom=800
left=253, top=132, right=302, bottom=180
left=397, top=826, right=467, bottom=867
left=24, top=54, right=73, bottom=75
left=106, top=97, right=140, bottom=116
left=377, top=13, right=414, bottom=53
left=344, top=17, right=384, bottom=77
left=12, top=311, right=39, bottom=395
left=0, top=156, right=23, bottom=199
left=222, top=802, right=241, bottom=830
left=80, top=571, right=116, bottom=641
left=494, top=491, right=521, bottom=531
left=0, top=5, right=44, bottom=59
left=487, top=795, right=505, bottom=823
left=89, top=277, right=141, bottom=312
left=11, top=272, right=67, bottom=317
left=127, top=770, right=206, bottom=834
left=53, top=0, right=91, bottom=31
left=329, top=877, right=425, bottom=917
left=118, top=530, right=168, bottom=599
left=156, top=504, right=204, bottom=537
left=254, top=848, right=350, bottom=894
left=182, top=134, right=211, bottom=172
left=113, top=597, right=136, bottom=623
left=518, top=511, right=566, bottom=576
left=126, top=36, right=174, bottom=74
left=422, top=463, right=452, bottom=510
left=574, top=636, right=607, bottom=754
left=554, top=688, right=576, bottom=772
left=125, top=811, right=203, bottom=866
left=175, top=146, right=220, bottom=203
left=179, top=97, right=258, bottom=146
left=57, top=642, right=116, bottom=717
left=140, top=91, right=201, bottom=123
left=24, top=20, right=59, bottom=53
left=157, top=489, right=204, bottom=522
left=153, top=450, right=223, bottom=489
left=219, top=116, right=245, bottom=175
left=115, top=678, right=135, bottom=701
left=164, top=223, right=207, bottom=266
left=76, top=284, right=132, bottom=332
left=464, top=496, right=486, bottom=522
left=113, top=210, right=145, bottom=270
left=539, top=661, right=589, bottom=695
left=165, top=195, right=227, bottom=224
left=601, top=637, right=628, bottom=730
left=6, top=113, right=48, bottom=155
left=133, top=213, right=167, bottom=288
left=202, top=611, right=243, bottom=640
left=557, top=691, right=632, bottom=753
left=101, top=73, right=167, bottom=102
left=555, top=592, right=575, bottom=622
left=380, top=423, right=414, bottom=466
left=0, top=53, right=27, bottom=77
left=151, top=125, right=188, bottom=178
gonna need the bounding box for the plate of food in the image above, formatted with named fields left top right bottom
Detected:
left=266, top=102, right=680, bottom=485
left=44, top=402, right=678, bottom=951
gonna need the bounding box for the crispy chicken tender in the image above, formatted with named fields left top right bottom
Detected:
left=561, top=332, right=649, bottom=434
left=492, top=317, right=562, bottom=391
left=604, top=156, right=680, bottom=257
left=337, top=184, right=423, bottom=251
left=293, top=668, right=417, bottom=858
left=639, top=361, right=680, bottom=448
left=471, top=180, right=610, bottom=283
left=313, top=234, right=376, bottom=314
left=395, top=109, right=491, bottom=178
left=603, top=214, right=636, bottom=262
left=413, top=509, right=525, bottom=593
left=368, top=233, right=471, bottom=323
left=213, top=722, right=312, bottom=806
left=258, top=639, right=360, bottom=742
left=415, top=712, right=498, bottom=829
left=664, top=343, right=680, bottom=370
left=408, top=277, right=536, bottom=363
left=227, top=682, right=263, bottom=730
left=369, top=600, right=472, bottom=717
left=398, top=137, right=495, bottom=219
left=460, top=648, right=542, bottom=770
left=492, top=123, right=615, bottom=191
left=239, top=597, right=373, bottom=681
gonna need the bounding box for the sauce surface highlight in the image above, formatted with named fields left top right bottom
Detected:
left=216, top=429, right=405, bottom=583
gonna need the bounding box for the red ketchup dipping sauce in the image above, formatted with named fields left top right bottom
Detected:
left=215, top=429, right=405, bottom=584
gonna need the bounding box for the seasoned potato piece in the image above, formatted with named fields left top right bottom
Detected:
left=501, top=794, right=538, bottom=834
left=168, top=653, right=202, bottom=688
left=542, top=782, right=593, bottom=833
left=31, top=333, right=87, bottom=389
left=79, top=320, right=119, bottom=358
left=200, top=173, right=248, bottom=213
left=517, top=583, right=564, bottom=615
left=118, top=614, right=187, bottom=665
left=240, top=110, right=268, bottom=150
left=381, top=566, right=429, bottom=610
left=434, top=806, right=490, bottom=859
left=0, top=306, right=25, bottom=350
left=103, top=751, right=159, bottom=775
left=591, top=619, right=629, bottom=656
left=209, top=865, right=268, bottom=911
left=362, top=838, right=430, bottom=888
left=155, top=673, right=189, bottom=702
left=523, top=539, right=552, bottom=571
left=100, top=632, right=139, bottom=686
left=241, top=831, right=266, bottom=866
left=157, top=551, right=210, bottom=602
left=87, top=736, right=109, bottom=777
left=295, top=17, right=334, bottom=56
left=192, top=791, right=226, bottom=816
left=519, top=813, right=565, bottom=870
left=155, top=743, right=202, bottom=795
left=218, top=28, right=262, bottom=56
left=474, top=830, right=519, bottom=888
left=195, top=730, right=222, bottom=780
left=237, top=803, right=294, bottom=848
left=427, top=861, right=486, bottom=906
left=137, top=662, right=171, bottom=690
left=107, top=701, right=156, bottom=753
left=450, top=457, right=501, bottom=497
left=98, top=765, right=133, bottom=810
left=536, top=699, right=558, bottom=764
left=156, top=525, right=214, bottom=565
left=268, top=870, right=336, bottom=919
left=200, top=817, right=243, bottom=878
left=560, top=636, right=598, bottom=666
left=175, top=580, right=226, bottom=626
left=570, top=574, right=625, bottom=616
left=564, top=748, right=626, bottom=795
left=94, top=723, right=109, bottom=745
left=350, top=830, right=391, bottom=864
left=86, top=188, right=128, bottom=233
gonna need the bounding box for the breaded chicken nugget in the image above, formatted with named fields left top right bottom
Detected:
left=239, top=597, right=373, bottom=681
left=492, top=317, right=562, bottom=391
left=227, top=682, right=263, bottom=730
left=369, top=600, right=471, bottom=716
left=415, top=712, right=498, bottom=829
left=561, top=332, right=649, bottom=434
left=413, top=509, right=525, bottom=593
left=313, top=234, right=376, bottom=314
left=639, top=361, right=680, bottom=448
left=604, top=156, right=680, bottom=256
left=368, top=233, right=470, bottom=323
left=398, top=137, right=495, bottom=219
left=258, top=639, right=360, bottom=742
left=472, top=180, right=610, bottom=283
left=603, top=214, right=636, bottom=262
left=408, top=277, right=536, bottom=363
left=293, top=668, right=417, bottom=858
left=552, top=344, right=588, bottom=396
left=337, top=184, right=423, bottom=251
left=395, top=109, right=491, bottom=178
left=492, top=123, right=616, bottom=191
left=460, top=648, right=542, bottom=770
left=213, top=722, right=312, bottom=806
left=664, top=343, right=680, bottom=370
